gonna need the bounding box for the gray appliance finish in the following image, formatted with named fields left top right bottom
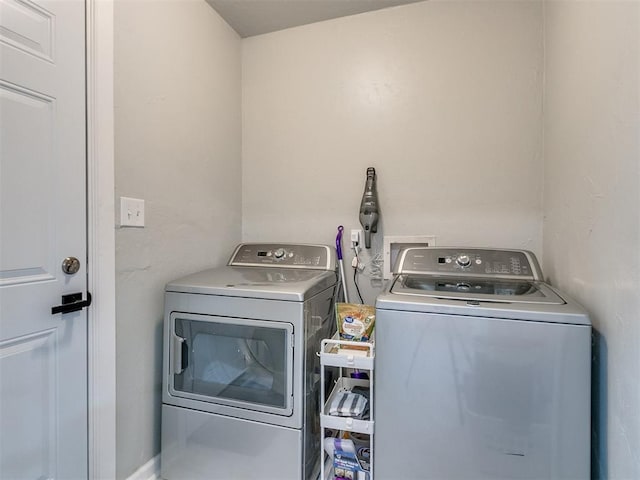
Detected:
left=161, top=243, right=339, bottom=480
left=375, top=247, right=591, bottom=480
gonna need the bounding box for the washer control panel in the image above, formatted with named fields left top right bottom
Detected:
left=396, top=247, right=542, bottom=280
left=228, top=243, right=336, bottom=270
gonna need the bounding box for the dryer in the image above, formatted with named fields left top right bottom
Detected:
left=161, top=243, right=338, bottom=480
left=375, top=247, right=591, bottom=479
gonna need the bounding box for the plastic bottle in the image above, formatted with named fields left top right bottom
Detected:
left=323, top=437, right=356, bottom=457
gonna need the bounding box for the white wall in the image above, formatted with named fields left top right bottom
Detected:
left=114, top=1, right=241, bottom=477
left=543, top=1, right=640, bottom=478
left=242, top=0, right=544, bottom=304
left=110, top=1, right=640, bottom=477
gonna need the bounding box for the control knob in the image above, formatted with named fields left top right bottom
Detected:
left=456, top=254, right=471, bottom=267
left=273, top=248, right=286, bottom=259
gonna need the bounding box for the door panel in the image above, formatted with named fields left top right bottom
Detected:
left=0, top=81, right=56, bottom=285
left=375, top=310, right=591, bottom=479
left=0, top=0, right=88, bottom=478
left=161, top=404, right=303, bottom=480
left=0, top=330, right=56, bottom=478
left=0, top=0, right=54, bottom=62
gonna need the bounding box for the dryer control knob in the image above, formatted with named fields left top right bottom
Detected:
left=456, top=255, right=471, bottom=267
left=274, top=248, right=286, bottom=259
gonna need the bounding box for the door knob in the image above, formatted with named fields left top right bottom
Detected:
left=61, top=257, right=81, bottom=274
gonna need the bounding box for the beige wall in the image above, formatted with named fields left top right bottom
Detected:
left=114, top=1, right=241, bottom=477
left=543, top=1, right=640, bottom=478
left=242, top=0, right=544, bottom=304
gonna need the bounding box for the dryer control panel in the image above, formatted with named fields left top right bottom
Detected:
left=228, top=243, right=337, bottom=271
left=395, top=247, right=542, bottom=280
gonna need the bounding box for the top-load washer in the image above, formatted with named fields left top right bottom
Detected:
left=161, top=243, right=338, bottom=480
left=375, top=247, right=591, bottom=479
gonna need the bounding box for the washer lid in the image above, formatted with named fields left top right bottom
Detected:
left=166, top=265, right=338, bottom=301
left=390, top=274, right=565, bottom=305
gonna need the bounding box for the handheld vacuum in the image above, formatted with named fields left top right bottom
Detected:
left=359, top=167, right=379, bottom=248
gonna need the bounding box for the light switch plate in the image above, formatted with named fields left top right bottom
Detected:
left=120, top=197, right=145, bottom=227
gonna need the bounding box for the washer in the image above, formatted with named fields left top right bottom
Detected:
left=375, top=247, right=591, bottom=479
left=161, top=243, right=338, bottom=480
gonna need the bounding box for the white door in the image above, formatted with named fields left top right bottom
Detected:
left=0, top=0, right=88, bottom=478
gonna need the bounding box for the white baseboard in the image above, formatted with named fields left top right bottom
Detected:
left=126, top=455, right=160, bottom=480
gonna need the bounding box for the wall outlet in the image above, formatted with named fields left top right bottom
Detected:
left=120, top=197, right=145, bottom=227
left=350, top=229, right=362, bottom=245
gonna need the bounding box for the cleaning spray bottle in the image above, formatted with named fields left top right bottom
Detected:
left=359, top=167, right=379, bottom=249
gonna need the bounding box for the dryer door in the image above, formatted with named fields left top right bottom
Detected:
left=168, top=313, right=294, bottom=416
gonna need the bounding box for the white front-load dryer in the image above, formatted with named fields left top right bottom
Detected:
left=374, top=247, right=591, bottom=480
left=161, top=243, right=339, bottom=480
